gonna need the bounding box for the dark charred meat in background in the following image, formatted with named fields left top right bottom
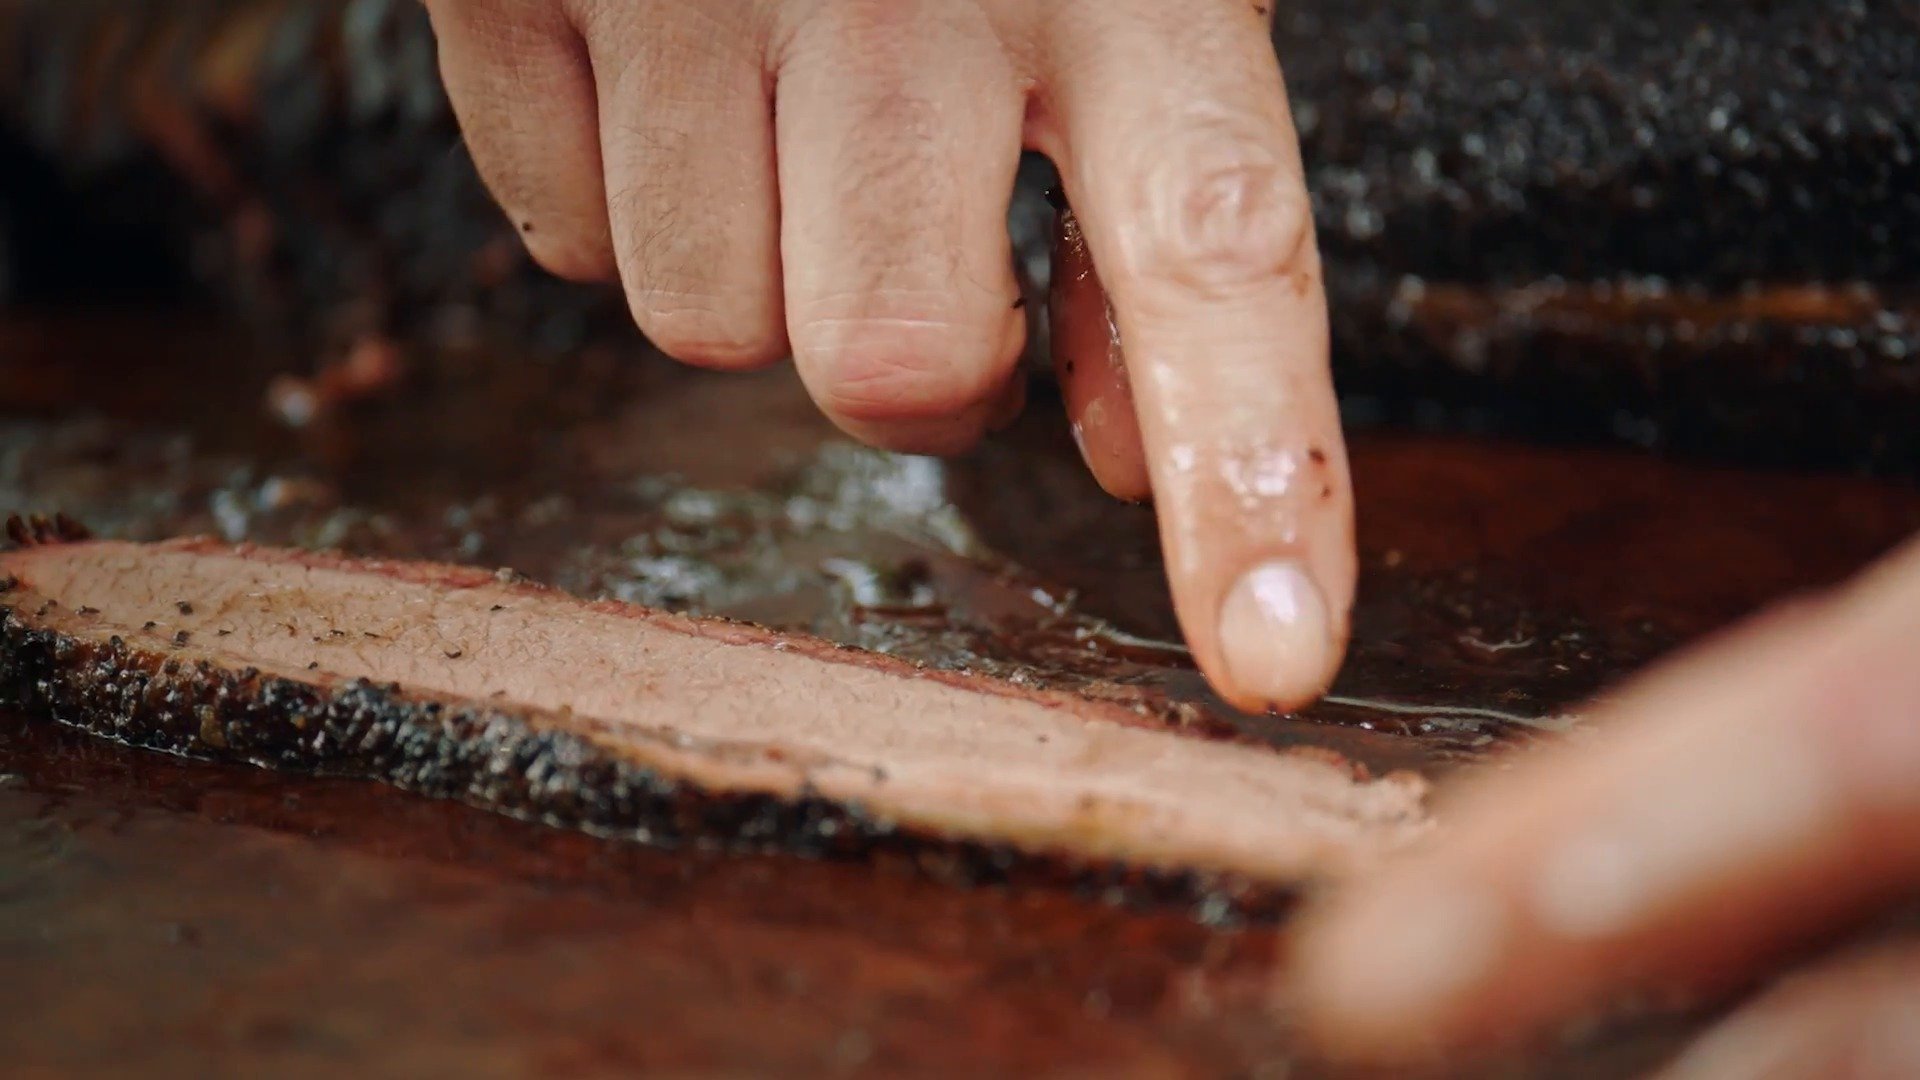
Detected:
left=4, top=0, right=1920, bottom=469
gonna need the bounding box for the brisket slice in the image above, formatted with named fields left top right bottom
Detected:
left=0, top=524, right=1431, bottom=893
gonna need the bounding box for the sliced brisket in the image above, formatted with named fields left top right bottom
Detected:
left=0, top=525, right=1431, bottom=892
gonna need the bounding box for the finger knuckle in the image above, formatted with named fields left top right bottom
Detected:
left=606, top=189, right=786, bottom=367
left=1124, top=135, right=1314, bottom=299
left=792, top=306, right=1000, bottom=422
left=520, top=226, right=617, bottom=284
left=785, top=0, right=914, bottom=54
left=607, top=169, right=693, bottom=274
left=855, top=418, right=987, bottom=459
left=637, top=297, right=785, bottom=370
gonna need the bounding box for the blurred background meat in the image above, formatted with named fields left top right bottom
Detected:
left=4, top=0, right=1918, bottom=468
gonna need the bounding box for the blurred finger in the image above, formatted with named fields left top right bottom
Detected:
left=424, top=0, right=614, bottom=281
left=1039, top=0, right=1353, bottom=710
left=1660, top=942, right=1920, bottom=1079
left=1292, top=537, right=1920, bottom=1063
left=774, top=0, right=1027, bottom=456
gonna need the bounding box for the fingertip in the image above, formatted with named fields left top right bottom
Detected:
left=1209, top=559, right=1340, bottom=712
left=790, top=294, right=1027, bottom=458
left=1153, top=436, right=1357, bottom=713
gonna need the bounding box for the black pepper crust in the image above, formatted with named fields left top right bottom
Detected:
left=0, top=595, right=1290, bottom=922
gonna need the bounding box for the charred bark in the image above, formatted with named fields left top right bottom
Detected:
left=3, top=0, right=1917, bottom=468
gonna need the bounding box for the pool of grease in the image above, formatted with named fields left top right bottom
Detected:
left=3, top=314, right=1919, bottom=1076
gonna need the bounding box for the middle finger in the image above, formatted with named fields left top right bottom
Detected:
left=772, top=0, right=1028, bottom=456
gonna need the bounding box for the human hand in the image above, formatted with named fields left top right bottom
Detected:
left=1292, top=536, right=1920, bottom=1074
left=422, top=0, right=1354, bottom=711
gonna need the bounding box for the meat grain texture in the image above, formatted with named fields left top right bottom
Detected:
left=0, top=521, right=1431, bottom=897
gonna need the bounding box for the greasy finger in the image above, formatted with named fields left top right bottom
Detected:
left=773, top=0, right=1027, bottom=456
left=1292, top=538, right=1920, bottom=1063
left=1050, top=202, right=1150, bottom=500
left=424, top=0, right=614, bottom=281
left=1659, top=942, right=1920, bottom=1079
left=579, top=3, right=785, bottom=369
left=1039, top=0, right=1353, bottom=710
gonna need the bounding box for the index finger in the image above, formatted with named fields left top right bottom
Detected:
left=1037, top=0, right=1354, bottom=712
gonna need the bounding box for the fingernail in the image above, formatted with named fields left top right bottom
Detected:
left=1218, top=560, right=1333, bottom=707
left=1295, top=882, right=1507, bottom=1033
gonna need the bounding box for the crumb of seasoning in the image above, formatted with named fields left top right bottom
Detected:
left=307, top=661, right=319, bottom=670
left=217, top=629, right=231, bottom=637
left=143, top=621, right=157, bottom=631
left=77, top=606, right=98, bottom=616
left=489, top=604, right=505, bottom=613
left=173, top=630, right=190, bottom=646
left=176, top=601, right=194, bottom=615
left=363, top=631, right=381, bottom=639
left=444, top=649, right=463, bottom=659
